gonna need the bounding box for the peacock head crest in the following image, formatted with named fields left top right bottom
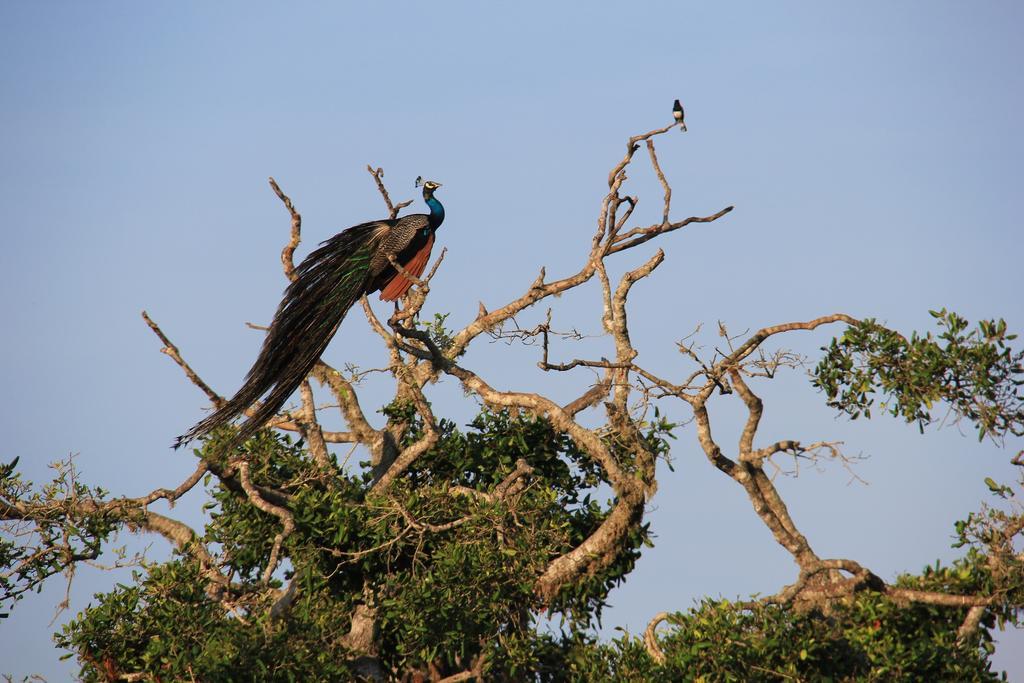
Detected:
left=415, top=176, right=442, bottom=195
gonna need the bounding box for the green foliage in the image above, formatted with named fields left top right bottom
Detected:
left=423, top=312, right=456, bottom=353
left=55, top=560, right=359, bottom=682
left=950, top=480, right=1024, bottom=623
left=394, top=405, right=655, bottom=625
left=0, top=458, right=124, bottom=614
left=559, top=588, right=1006, bottom=683
left=43, top=409, right=656, bottom=680
left=813, top=310, right=1024, bottom=440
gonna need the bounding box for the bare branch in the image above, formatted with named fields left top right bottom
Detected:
left=2, top=494, right=228, bottom=595
left=142, top=311, right=223, bottom=407
left=450, top=458, right=535, bottom=504
left=644, top=611, right=670, bottom=664
left=759, top=558, right=998, bottom=618
left=610, top=205, right=734, bottom=254
left=645, top=139, right=671, bottom=226
left=134, top=462, right=209, bottom=509
left=367, top=165, right=413, bottom=219
left=437, top=660, right=485, bottom=683
left=957, top=604, right=988, bottom=643
left=269, top=577, right=300, bottom=622
left=729, top=368, right=762, bottom=456
left=713, top=314, right=859, bottom=382
left=370, top=355, right=440, bottom=491
left=310, top=361, right=378, bottom=446
left=268, top=176, right=302, bottom=282
left=236, top=460, right=294, bottom=585
left=562, top=378, right=612, bottom=416
left=535, top=488, right=645, bottom=601
left=298, top=380, right=330, bottom=468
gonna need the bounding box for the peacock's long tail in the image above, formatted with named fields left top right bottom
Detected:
left=174, top=222, right=384, bottom=451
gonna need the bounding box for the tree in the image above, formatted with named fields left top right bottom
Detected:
left=2, top=119, right=1022, bottom=681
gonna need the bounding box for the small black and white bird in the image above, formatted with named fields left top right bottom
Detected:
left=673, top=99, right=687, bottom=132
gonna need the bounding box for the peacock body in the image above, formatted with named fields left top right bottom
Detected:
left=175, top=179, right=444, bottom=450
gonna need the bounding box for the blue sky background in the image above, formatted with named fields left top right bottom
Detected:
left=2, top=1, right=1022, bottom=678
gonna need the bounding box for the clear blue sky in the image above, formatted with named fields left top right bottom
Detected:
left=2, top=1, right=1022, bottom=678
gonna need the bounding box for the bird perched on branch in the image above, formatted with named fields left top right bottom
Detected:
left=673, top=99, right=687, bottom=132
left=175, top=177, right=445, bottom=450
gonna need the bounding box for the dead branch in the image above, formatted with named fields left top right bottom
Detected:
left=2, top=492, right=228, bottom=596
left=957, top=604, right=988, bottom=643
left=269, top=176, right=302, bottom=282
left=643, top=611, right=670, bottom=665
left=269, top=577, right=300, bottom=622
left=370, top=356, right=440, bottom=491
left=142, top=311, right=222, bottom=407
left=562, top=377, right=613, bottom=416
left=298, top=380, right=330, bottom=468
left=367, top=165, right=413, bottom=219
left=534, top=488, right=646, bottom=601
left=311, top=360, right=378, bottom=446
left=450, top=458, right=535, bottom=504
left=609, top=205, right=734, bottom=254
left=236, top=460, right=295, bottom=585
left=645, top=139, right=672, bottom=226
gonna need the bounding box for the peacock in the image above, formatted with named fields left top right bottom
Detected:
left=175, top=177, right=445, bottom=450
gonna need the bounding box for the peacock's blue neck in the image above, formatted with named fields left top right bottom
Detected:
left=426, top=195, right=445, bottom=230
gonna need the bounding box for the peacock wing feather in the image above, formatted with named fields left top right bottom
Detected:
left=379, top=233, right=435, bottom=301
left=367, top=214, right=433, bottom=299
left=174, top=220, right=390, bottom=450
